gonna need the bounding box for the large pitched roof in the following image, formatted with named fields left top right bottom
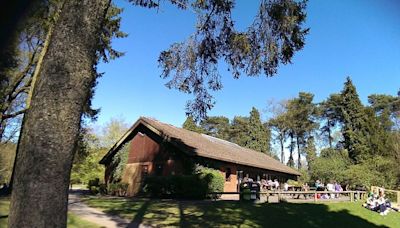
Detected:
left=100, top=117, right=300, bottom=176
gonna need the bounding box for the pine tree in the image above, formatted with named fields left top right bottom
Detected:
left=319, top=93, right=343, bottom=148
left=340, top=77, right=369, bottom=163
left=230, top=116, right=250, bottom=147
left=200, top=116, right=230, bottom=140
left=245, top=107, right=271, bottom=154
left=304, top=136, right=316, bottom=171
left=182, top=116, right=203, bottom=133
left=286, top=92, right=317, bottom=169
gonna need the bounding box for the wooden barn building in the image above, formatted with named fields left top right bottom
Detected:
left=100, top=117, right=300, bottom=196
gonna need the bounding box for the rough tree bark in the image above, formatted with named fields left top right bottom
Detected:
left=8, top=0, right=110, bottom=227
left=279, top=132, right=284, bottom=163
left=296, top=136, right=301, bottom=169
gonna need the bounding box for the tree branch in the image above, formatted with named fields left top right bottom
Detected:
left=1, top=109, right=27, bottom=120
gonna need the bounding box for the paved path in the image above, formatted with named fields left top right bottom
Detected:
left=68, top=192, right=143, bottom=228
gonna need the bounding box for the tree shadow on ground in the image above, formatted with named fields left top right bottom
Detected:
left=178, top=201, right=391, bottom=228
left=86, top=197, right=397, bottom=228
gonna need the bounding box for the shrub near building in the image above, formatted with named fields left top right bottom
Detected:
left=143, top=167, right=224, bottom=199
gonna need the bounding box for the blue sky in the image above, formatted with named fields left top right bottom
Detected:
left=94, top=0, right=400, bottom=128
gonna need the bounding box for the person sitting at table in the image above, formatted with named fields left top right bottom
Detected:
left=284, top=182, right=290, bottom=191
left=315, top=180, right=324, bottom=191
left=302, top=183, right=310, bottom=199
left=261, top=179, right=268, bottom=190
left=326, top=181, right=335, bottom=198
left=273, top=179, right=280, bottom=190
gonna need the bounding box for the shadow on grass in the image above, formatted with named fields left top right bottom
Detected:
left=85, top=197, right=395, bottom=228
left=178, top=201, right=390, bottom=228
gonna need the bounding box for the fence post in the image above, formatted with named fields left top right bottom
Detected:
left=397, top=191, right=400, bottom=207
left=350, top=192, right=354, bottom=202
left=278, top=191, right=281, bottom=202
left=314, top=191, right=317, bottom=203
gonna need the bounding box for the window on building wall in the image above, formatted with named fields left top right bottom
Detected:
left=155, top=164, right=163, bottom=176
left=141, top=165, right=149, bottom=176
left=225, top=167, right=231, bottom=182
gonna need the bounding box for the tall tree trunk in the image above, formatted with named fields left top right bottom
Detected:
left=279, top=131, right=284, bottom=163
left=288, top=132, right=294, bottom=167
left=296, top=135, right=301, bottom=169
left=327, top=120, right=332, bottom=148
left=8, top=0, right=110, bottom=227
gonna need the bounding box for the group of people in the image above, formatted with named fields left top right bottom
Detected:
left=363, top=188, right=398, bottom=216
left=260, top=179, right=280, bottom=190
left=315, top=180, right=344, bottom=199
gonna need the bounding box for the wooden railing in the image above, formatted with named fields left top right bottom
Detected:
left=209, top=190, right=367, bottom=203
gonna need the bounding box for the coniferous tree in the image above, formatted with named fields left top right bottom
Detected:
left=200, top=116, right=230, bottom=140
left=230, top=116, right=250, bottom=147
left=340, top=77, right=369, bottom=163
left=368, top=94, right=399, bottom=131
left=245, top=107, right=271, bottom=154
left=319, top=93, right=343, bottom=148
left=304, top=136, right=316, bottom=171
left=269, top=114, right=289, bottom=163
left=286, top=92, right=317, bottom=169
left=182, top=116, right=204, bottom=133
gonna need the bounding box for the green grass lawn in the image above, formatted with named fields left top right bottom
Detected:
left=84, top=196, right=400, bottom=228
left=0, top=197, right=99, bottom=228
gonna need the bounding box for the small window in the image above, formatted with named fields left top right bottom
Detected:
left=155, top=164, right=163, bottom=176
left=225, top=167, right=231, bottom=182
left=141, top=165, right=149, bottom=176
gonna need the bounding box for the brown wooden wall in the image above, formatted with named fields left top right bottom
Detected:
left=127, top=132, right=183, bottom=176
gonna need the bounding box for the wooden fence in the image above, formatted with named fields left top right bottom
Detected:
left=209, top=190, right=367, bottom=203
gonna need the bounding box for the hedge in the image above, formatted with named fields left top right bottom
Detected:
left=143, top=167, right=224, bottom=199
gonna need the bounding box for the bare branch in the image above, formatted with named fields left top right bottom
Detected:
left=1, top=109, right=27, bottom=120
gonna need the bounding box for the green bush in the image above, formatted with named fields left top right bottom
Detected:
left=108, top=182, right=129, bottom=196
left=198, top=167, right=224, bottom=198
left=87, top=178, right=100, bottom=195
left=143, top=175, right=207, bottom=199
left=99, top=183, right=108, bottom=195
left=90, top=186, right=99, bottom=195
left=143, top=167, right=224, bottom=200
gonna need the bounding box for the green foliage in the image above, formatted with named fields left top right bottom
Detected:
left=143, top=167, right=224, bottom=199
left=318, top=93, right=343, bottom=148
left=246, top=107, right=271, bottom=154
left=343, top=156, right=398, bottom=189
left=109, top=142, right=130, bottom=181
left=159, top=0, right=309, bottom=120
left=87, top=178, right=100, bottom=195
left=182, top=116, right=204, bottom=133
left=297, top=169, right=310, bottom=185
left=368, top=94, right=399, bottom=131
left=310, top=149, right=351, bottom=184
left=143, top=175, right=208, bottom=199
left=304, top=137, right=316, bottom=170
left=100, top=117, right=129, bottom=148
left=340, top=77, right=370, bottom=163
left=182, top=108, right=273, bottom=155
left=108, top=182, right=128, bottom=196
left=200, top=116, right=230, bottom=140
left=70, top=147, right=106, bottom=185
left=197, top=166, right=225, bottom=195
left=286, top=92, right=318, bottom=169
left=230, top=116, right=250, bottom=147
left=268, top=112, right=289, bottom=163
